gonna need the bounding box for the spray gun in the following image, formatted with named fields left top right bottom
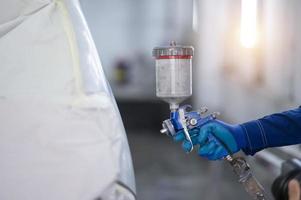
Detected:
left=153, top=41, right=268, bottom=200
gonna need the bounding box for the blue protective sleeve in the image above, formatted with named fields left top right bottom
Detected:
left=240, top=107, right=301, bottom=155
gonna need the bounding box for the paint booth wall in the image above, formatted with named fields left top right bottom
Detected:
left=194, top=0, right=301, bottom=123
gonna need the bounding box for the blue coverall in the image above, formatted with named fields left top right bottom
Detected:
left=241, top=107, right=301, bottom=155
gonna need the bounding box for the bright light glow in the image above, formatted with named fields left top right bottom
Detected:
left=192, top=0, right=198, bottom=32
left=240, top=0, right=258, bottom=48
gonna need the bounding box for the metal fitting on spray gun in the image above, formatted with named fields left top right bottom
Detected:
left=153, top=41, right=268, bottom=200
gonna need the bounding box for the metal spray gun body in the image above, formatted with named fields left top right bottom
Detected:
left=153, top=41, right=267, bottom=200
left=161, top=105, right=266, bottom=200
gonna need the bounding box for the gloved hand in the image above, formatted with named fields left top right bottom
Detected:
left=173, top=120, right=247, bottom=160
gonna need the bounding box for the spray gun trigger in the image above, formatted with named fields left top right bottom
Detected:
left=178, top=107, right=193, bottom=152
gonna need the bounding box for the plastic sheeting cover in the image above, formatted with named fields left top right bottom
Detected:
left=0, top=0, right=135, bottom=199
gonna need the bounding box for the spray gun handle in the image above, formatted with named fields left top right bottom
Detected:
left=207, top=134, right=267, bottom=199
left=207, top=134, right=236, bottom=161
left=207, top=132, right=234, bottom=156
left=208, top=133, right=267, bottom=200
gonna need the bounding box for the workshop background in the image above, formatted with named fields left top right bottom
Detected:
left=80, top=0, right=301, bottom=199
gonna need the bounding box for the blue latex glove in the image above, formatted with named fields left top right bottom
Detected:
left=173, top=120, right=247, bottom=160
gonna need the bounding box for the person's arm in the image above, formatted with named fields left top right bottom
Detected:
left=174, top=107, right=301, bottom=160
left=241, top=107, right=301, bottom=155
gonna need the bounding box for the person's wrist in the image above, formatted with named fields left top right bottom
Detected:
left=230, top=124, right=248, bottom=150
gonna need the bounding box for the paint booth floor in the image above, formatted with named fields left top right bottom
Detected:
left=127, top=131, right=273, bottom=200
